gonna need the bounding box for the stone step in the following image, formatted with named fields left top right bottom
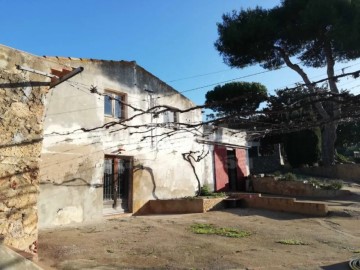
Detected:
left=103, top=207, right=128, bottom=216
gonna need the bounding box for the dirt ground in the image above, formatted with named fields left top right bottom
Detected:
left=37, top=184, right=360, bottom=270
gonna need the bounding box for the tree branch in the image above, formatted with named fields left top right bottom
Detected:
left=277, top=46, right=330, bottom=120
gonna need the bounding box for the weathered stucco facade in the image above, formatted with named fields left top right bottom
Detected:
left=0, top=45, right=53, bottom=252
left=38, top=56, right=250, bottom=228
left=0, top=44, right=250, bottom=242
left=38, top=56, right=215, bottom=227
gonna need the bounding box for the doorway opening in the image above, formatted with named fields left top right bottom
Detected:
left=226, top=149, right=238, bottom=191
left=103, top=155, right=132, bottom=213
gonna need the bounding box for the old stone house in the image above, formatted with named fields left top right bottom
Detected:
left=0, top=44, right=249, bottom=253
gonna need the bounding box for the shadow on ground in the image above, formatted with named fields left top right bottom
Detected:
left=321, top=261, right=349, bottom=270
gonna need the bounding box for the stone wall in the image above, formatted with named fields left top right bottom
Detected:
left=293, top=164, right=360, bottom=182
left=231, top=194, right=328, bottom=216
left=0, top=46, right=49, bottom=253
left=251, top=177, right=350, bottom=198
left=243, top=195, right=328, bottom=216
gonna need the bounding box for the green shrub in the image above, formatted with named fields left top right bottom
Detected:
left=335, top=152, right=352, bottom=163
left=200, top=185, right=212, bottom=196
left=308, top=178, right=343, bottom=190
left=308, top=178, right=321, bottom=187
left=211, top=192, right=227, bottom=198
left=325, top=180, right=343, bottom=190
left=279, top=172, right=297, bottom=181
left=199, top=185, right=227, bottom=197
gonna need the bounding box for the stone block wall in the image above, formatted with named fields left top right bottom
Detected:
left=294, top=164, right=360, bottom=182
left=242, top=196, right=328, bottom=216
left=251, top=177, right=350, bottom=198
left=0, top=52, right=48, bottom=253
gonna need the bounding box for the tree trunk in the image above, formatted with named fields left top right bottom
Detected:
left=321, top=41, right=340, bottom=166
left=279, top=45, right=340, bottom=167
left=321, top=122, right=337, bottom=166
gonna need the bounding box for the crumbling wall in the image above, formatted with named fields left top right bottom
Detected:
left=0, top=47, right=48, bottom=253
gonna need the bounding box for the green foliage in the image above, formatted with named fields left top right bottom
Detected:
left=199, top=185, right=212, bottom=196
left=308, top=178, right=343, bottom=190
left=205, top=82, right=267, bottom=119
left=215, top=0, right=360, bottom=166
left=267, top=87, right=315, bottom=125
left=323, top=180, right=343, bottom=190
left=266, top=88, right=322, bottom=168
left=276, top=239, right=308, bottom=245
left=190, top=223, right=251, bottom=238
left=336, top=121, right=360, bottom=148
left=215, top=0, right=360, bottom=70
left=199, top=185, right=227, bottom=198
left=335, top=152, right=352, bottom=163
left=284, top=128, right=322, bottom=168
left=280, top=172, right=297, bottom=182
left=308, top=178, right=321, bottom=188
left=211, top=192, right=227, bottom=198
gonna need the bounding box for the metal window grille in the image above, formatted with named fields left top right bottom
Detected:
left=103, top=158, right=113, bottom=200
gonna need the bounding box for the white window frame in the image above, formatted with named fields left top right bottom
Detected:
left=163, top=109, right=179, bottom=129
left=104, top=90, right=127, bottom=119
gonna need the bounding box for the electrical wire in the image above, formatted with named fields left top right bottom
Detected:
left=167, top=68, right=232, bottom=83
left=40, top=69, right=360, bottom=138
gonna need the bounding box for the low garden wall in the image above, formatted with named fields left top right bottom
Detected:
left=135, top=193, right=328, bottom=217
left=231, top=193, right=328, bottom=216
left=245, top=196, right=328, bottom=216
left=252, top=177, right=350, bottom=198
left=135, top=198, right=225, bottom=215
left=293, top=164, right=360, bottom=182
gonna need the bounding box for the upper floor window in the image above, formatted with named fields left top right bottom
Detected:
left=163, top=109, right=179, bottom=128
left=104, top=91, right=127, bottom=119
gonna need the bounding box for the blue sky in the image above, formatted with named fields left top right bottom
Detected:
left=1, top=0, right=359, bottom=106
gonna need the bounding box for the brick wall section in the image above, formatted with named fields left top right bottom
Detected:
left=0, top=50, right=48, bottom=253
